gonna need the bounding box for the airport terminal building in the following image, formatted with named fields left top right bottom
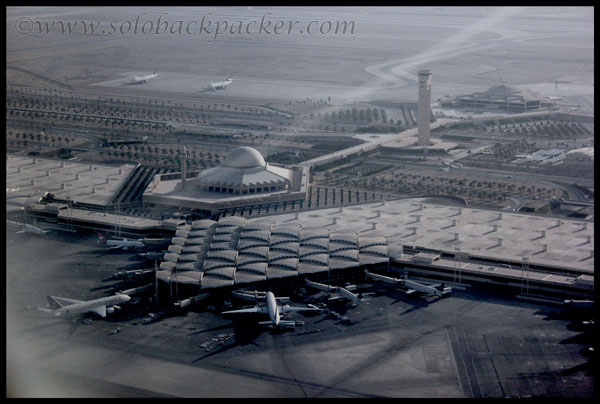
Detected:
left=143, top=147, right=309, bottom=218
left=155, top=199, right=594, bottom=305
left=456, top=84, right=554, bottom=112
left=156, top=215, right=403, bottom=302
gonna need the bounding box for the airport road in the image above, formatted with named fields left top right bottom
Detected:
left=300, top=119, right=456, bottom=167
left=299, top=109, right=575, bottom=168
left=360, top=157, right=593, bottom=202
left=6, top=230, right=594, bottom=397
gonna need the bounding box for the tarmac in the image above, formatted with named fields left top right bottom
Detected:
left=6, top=229, right=595, bottom=397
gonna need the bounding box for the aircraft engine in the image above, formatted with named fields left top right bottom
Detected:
left=106, top=307, right=115, bottom=314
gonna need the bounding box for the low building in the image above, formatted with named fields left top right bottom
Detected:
left=457, top=84, right=554, bottom=112
left=519, top=200, right=551, bottom=214
left=6, top=154, right=136, bottom=212
left=143, top=147, right=309, bottom=218
left=513, top=149, right=566, bottom=165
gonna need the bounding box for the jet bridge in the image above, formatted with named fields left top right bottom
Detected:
left=304, top=279, right=362, bottom=303
left=365, top=270, right=452, bottom=297
left=119, top=283, right=155, bottom=295
left=174, top=292, right=213, bottom=309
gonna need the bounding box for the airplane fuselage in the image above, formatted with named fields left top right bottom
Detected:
left=211, top=78, right=233, bottom=90
left=53, top=294, right=130, bottom=317
left=131, top=73, right=158, bottom=84
left=106, top=239, right=145, bottom=248
left=222, top=290, right=319, bottom=328
left=266, top=291, right=280, bottom=326
left=24, top=224, right=48, bottom=234
left=8, top=221, right=50, bottom=235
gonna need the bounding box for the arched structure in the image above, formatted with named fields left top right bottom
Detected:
left=143, top=147, right=309, bottom=217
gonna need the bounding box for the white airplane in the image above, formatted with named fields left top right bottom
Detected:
left=137, top=251, right=166, bottom=260
left=129, top=70, right=158, bottom=84
left=97, top=232, right=145, bottom=251
left=39, top=294, right=130, bottom=318
left=304, top=279, right=364, bottom=303
left=365, top=270, right=452, bottom=297
left=7, top=220, right=52, bottom=235
left=222, top=291, right=321, bottom=328
left=210, top=77, right=233, bottom=91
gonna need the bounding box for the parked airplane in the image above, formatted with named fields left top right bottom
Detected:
left=304, top=279, right=364, bottom=303
left=365, top=270, right=452, bottom=297
left=128, top=70, right=158, bottom=84
left=223, top=291, right=321, bottom=328
left=97, top=232, right=145, bottom=250
left=137, top=251, right=166, bottom=260
left=7, top=220, right=53, bottom=235
left=210, top=77, right=233, bottom=91
left=39, top=294, right=130, bottom=318
left=18, top=223, right=50, bottom=235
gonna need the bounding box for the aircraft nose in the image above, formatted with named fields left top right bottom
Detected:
left=123, top=295, right=131, bottom=301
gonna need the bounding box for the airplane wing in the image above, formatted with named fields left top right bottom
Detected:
left=222, top=306, right=266, bottom=315
left=258, top=320, right=296, bottom=328
left=275, top=320, right=297, bottom=328
left=109, top=245, right=124, bottom=250
left=48, top=296, right=84, bottom=307
left=90, top=305, right=107, bottom=318
left=38, top=308, right=59, bottom=316
left=280, top=305, right=321, bottom=313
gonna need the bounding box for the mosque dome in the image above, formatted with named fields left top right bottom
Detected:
left=223, top=147, right=266, bottom=169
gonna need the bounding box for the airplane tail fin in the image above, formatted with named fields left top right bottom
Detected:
left=97, top=232, right=107, bottom=244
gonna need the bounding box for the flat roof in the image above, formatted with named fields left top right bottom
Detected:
left=395, top=256, right=591, bottom=289
left=247, top=198, right=594, bottom=274
left=382, top=136, right=457, bottom=151
left=6, top=154, right=135, bottom=209
left=57, top=208, right=164, bottom=230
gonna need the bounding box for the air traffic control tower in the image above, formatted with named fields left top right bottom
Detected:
left=417, top=69, right=432, bottom=146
